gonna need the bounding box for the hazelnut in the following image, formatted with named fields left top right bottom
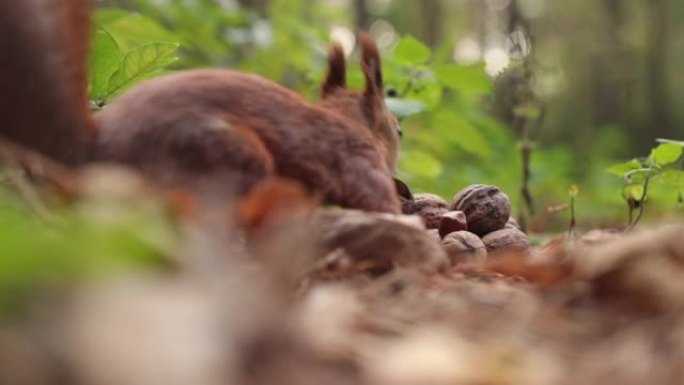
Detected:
left=442, top=231, right=487, bottom=264
left=451, top=184, right=511, bottom=236
left=481, top=228, right=530, bottom=253
left=438, top=211, right=468, bottom=238
left=411, top=193, right=449, bottom=229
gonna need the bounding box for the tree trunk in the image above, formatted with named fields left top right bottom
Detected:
left=237, top=0, right=270, bottom=15
left=354, top=0, right=368, bottom=31
left=592, top=0, right=624, bottom=126
left=410, top=0, right=443, bottom=49
left=645, top=0, right=671, bottom=142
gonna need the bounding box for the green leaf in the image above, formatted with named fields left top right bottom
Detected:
left=624, top=168, right=650, bottom=184
left=393, top=35, right=431, bottom=64
left=622, top=184, right=645, bottom=201
left=436, top=64, right=492, bottom=94
left=433, top=110, right=490, bottom=158
left=653, top=170, right=684, bottom=187
left=400, top=149, right=443, bottom=179
left=650, top=143, right=683, bottom=167
left=89, top=27, right=122, bottom=103
left=93, top=8, right=134, bottom=25
left=606, top=159, right=642, bottom=177
left=385, top=98, right=426, bottom=119
left=410, top=81, right=443, bottom=109
left=94, top=8, right=179, bottom=50
left=390, top=70, right=443, bottom=110
left=107, top=42, right=180, bottom=97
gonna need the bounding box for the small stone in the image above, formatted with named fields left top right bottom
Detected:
left=438, top=211, right=468, bottom=238
left=442, top=231, right=487, bottom=265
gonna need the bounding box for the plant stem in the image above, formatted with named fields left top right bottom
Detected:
left=568, top=196, right=576, bottom=238
left=626, top=168, right=652, bottom=231
left=399, top=69, right=417, bottom=98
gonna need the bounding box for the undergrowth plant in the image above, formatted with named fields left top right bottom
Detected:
left=608, top=139, right=684, bottom=229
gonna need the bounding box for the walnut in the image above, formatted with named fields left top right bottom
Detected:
left=451, top=184, right=511, bottom=236
left=438, top=211, right=468, bottom=238
left=426, top=228, right=442, bottom=243
left=409, top=193, right=449, bottom=229
left=442, top=231, right=487, bottom=265
left=504, top=216, right=521, bottom=231
left=481, top=228, right=530, bottom=253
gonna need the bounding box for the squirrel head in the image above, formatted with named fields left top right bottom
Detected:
left=320, top=33, right=401, bottom=173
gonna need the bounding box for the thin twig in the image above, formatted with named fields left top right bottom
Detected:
left=5, top=166, right=55, bottom=221
left=0, top=138, right=80, bottom=198
left=399, top=69, right=417, bottom=98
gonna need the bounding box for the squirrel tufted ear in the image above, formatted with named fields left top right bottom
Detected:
left=322, top=42, right=346, bottom=97
left=359, top=33, right=383, bottom=97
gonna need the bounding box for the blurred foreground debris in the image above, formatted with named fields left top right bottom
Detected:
left=3, top=166, right=684, bottom=384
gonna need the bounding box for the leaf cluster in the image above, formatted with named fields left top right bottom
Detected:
left=373, top=35, right=498, bottom=187
left=608, top=140, right=684, bottom=203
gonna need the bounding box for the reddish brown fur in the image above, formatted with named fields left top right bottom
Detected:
left=359, top=33, right=383, bottom=96
left=95, top=68, right=400, bottom=212
left=237, top=178, right=318, bottom=235
left=321, top=43, right=346, bottom=96
left=1, top=0, right=401, bottom=214
left=0, top=0, right=94, bottom=166
left=320, top=33, right=400, bottom=172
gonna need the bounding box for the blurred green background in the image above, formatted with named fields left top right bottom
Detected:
left=92, top=0, right=684, bottom=231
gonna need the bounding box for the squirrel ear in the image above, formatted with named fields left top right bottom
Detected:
left=359, top=33, right=383, bottom=97
left=322, top=42, right=346, bottom=97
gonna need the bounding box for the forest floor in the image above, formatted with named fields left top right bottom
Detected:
left=2, top=165, right=684, bottom=385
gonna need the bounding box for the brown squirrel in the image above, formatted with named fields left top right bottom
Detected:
left=0, top=0, right=402, bottom=214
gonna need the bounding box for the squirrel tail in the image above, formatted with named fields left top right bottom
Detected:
left=0, top=0, right=95, bottom=166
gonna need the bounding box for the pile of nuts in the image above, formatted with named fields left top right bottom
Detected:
left=396, top=180, right=530, bottom=265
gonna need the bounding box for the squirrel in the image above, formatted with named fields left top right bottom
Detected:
left=0, top=0, right=402, bottom=214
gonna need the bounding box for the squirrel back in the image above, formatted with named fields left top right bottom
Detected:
left=0, top=0, right=94, bottom=166
left=96, top=38, right=402, bottom=213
